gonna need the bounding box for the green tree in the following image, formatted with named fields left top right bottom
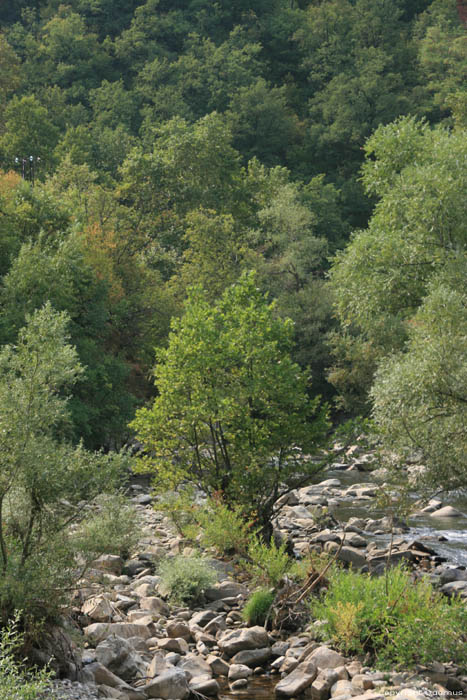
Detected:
left=415, top=0, right=467, bottom=127
left=171, top=208, right=254, bottom=301
left=371, top=269, right=467, bottom=491
left=227, top=78, right=302, bottom=167
left=132, top=272, right=329, bottom=534
left=0, top=95, right=60, bottom=176
left=0, top=34, right=21, bottom=111
left=0, top=304, right=130, bottom=623
left=328, top=117, right=467, bottom=410
left=1, top=234, right=135, bottom=448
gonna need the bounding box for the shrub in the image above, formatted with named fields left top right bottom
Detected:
left=158, top=555, right=217, bottom=605
left=312, top=565, right=467, bottom=669
left=156, top=487, right=200, bottom=539
left=199, top=500, right=253, bottom=555
left=0, top=613, right=52, bottom=699
left=242, top=589, right=275, bottom=626
left=0, top=305, right=132, bottom=629
left=245, top=537, right=291, bottom=587
left=73, top=492, right=140, bottom=561
left=289, top=550, right=341, bottom=583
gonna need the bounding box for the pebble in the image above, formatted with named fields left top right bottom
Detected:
left=44, top=680, right=99, bottom=699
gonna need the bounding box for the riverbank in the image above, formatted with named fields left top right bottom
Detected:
left=43, top=446, right=467, bottom=700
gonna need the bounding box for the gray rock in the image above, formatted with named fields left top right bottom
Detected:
left=228, top=664, right=253, bottom=681
left=368, top=550, right=414, bottom=571
left=331, top=679, right=354, bottom=697
left=324, top=543, right=366, bottom=569
left=145, top=668, right=189, bottom=699
left=139, top=597, right=169, bottom=616
left=82, top=595, right=114, bottom=622
left=166, top=620, right=191, bottom=640
left=309, top=670, right=336, bottom=700
left=206, top=654, right=230, bottom=677
left=231, top=647, right=272, bottom=667
left=205, top=580, right=247, bottom=601
left=275, top=661, right=317, bottom=697
left=95, top=635, right=146, bottom=681
left=430, top=505, right=464, bottom=518
left=218, top=626, right=269, bottom=657
left=157, top=637, right=189, bottom=654
left=147, top=652, right=170, bottom=679
left=351, top=674, right=374, bottom=690
left=177, top=653, right=212, bottom=680
left=189, top=676, right=220, bottom=696
left=440, top=580, right=467, bottom=598
left=271, top=641, right=290, bottom=657
left=439, top=567, right=467, bottom=584
left=189, top=610, right=218, bottom=628
left=84, top=623, right=152, bottom=644
left=307, top=647, right=346, bottom=670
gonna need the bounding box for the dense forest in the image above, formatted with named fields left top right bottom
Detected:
left=0, top=0, right=465, bottom=449
left=0, top=0, right=466, bottom=692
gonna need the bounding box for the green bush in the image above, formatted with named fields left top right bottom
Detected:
left=242, top=589, right=275, bottom=626
left=199, top=500, right=253, bottom=555
left=156, top=488, right=200, bottom=539
left=245, top=537, right=291, bottom=587
left=0, top=613, right=52, bottom=699
left=158, top=555, right=217, bottom=605
left=73, top=492, right=141, bottom=561
left=0, top=306, right=131, bottom=628
left=312, top=565, right=467, bottom=669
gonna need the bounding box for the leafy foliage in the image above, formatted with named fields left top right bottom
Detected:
left=0, top=304, right=132, bottom=624
left=312, top=565, right=467, bottom=669
left=132, top=271, right=329, bottom=531
left=198, top=500, right=253, bottom=555
left=0, top=613, right=52, bottom=700
left=242, top=589, right=275, bottom=627
left=157, top=556, right=217, bottom=606
left=245, top=537, right=292, bottom=587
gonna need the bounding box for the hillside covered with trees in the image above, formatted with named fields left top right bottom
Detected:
left=1, top=0, right=465, bottom=449
left=0, top=2, right=466, bottom=692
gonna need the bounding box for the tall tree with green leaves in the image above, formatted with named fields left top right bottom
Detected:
left=132, top=272, right=329, bottom=534
left=329, top=115, right=467, bottom=488
left=0, top=304, right=131, bottom=624
left=328, top=116, right=467, bottom=411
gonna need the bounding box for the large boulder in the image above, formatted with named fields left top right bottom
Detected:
left=84, top=623, right=152, bottom=644
left=177, top=653, right=212, bottom=680
left=231, top=647, right=272, bottom=667
left=166, top=621, right=191, bottom=640
left=306, top=646, right=346, bottom=670
left=145, top=668, right=189, bottom=699
left=218, top=626, right=269, bottom=657
left=95, top=635, right=146, bottom=681
left=139, top=596, right=169, bottom=616
left=157, top=637, right=189, bottom=654
left=205, top=580, right=248, bottom=601
left=324, top=543, right=366, bottom=569
left=228, top=664, right=253, bottom=682
left=275, top=661, right=317, bottom=697
left=82, top=595, right=114, bottom=622
left=430, top=506, right=464, bottom=518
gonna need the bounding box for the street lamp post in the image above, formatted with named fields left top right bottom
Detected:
left=14, top=155, right=40, bottom=184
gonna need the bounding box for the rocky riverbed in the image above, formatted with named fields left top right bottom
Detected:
left=44, top=446, right=467, bottom=700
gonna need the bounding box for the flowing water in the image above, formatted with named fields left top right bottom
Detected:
left=219, top=677, right=278, bottom=699
left=217, top=472, right=467, bottom=699
left=324, top=468, right=467, bottom=567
